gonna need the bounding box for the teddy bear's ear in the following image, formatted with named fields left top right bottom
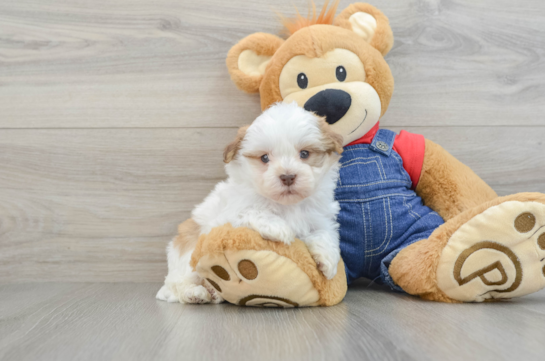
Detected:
left=333, top=3, right=394, bottom=56
left=226, top=33, right=285, bottom=94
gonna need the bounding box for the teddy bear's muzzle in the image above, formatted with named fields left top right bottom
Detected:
left=304, top=89, right=352, bottom=125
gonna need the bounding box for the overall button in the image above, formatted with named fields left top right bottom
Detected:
left=376, top=141, right=389, bottom=151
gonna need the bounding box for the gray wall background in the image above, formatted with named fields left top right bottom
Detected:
left=1, top=0, right=544, bottom=282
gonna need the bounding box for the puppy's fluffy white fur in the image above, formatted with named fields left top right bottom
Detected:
left=157, top=102, right=343, bottom=304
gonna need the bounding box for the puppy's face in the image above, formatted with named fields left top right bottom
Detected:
left=224, top=103, right=343, bottom=205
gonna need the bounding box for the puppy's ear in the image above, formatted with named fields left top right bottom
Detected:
left=223, top=125, right=250, bottom=163
left=318, top=118, right=344, bottom=154
left=334, top=3, right=394, bottom=56
left=226, top=33, right=284, bottom=93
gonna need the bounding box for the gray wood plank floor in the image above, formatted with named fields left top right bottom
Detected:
left=1, top=281, right=545, bottom=361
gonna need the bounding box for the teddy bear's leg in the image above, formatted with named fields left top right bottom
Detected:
left=191, top=225, right=348, bottom=307
left=389, top=193, right=545, bottom=302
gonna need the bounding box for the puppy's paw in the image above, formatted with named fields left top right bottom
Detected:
left=311, top=251, right=339, bottom=280
left=156, top=284, right=179, bottom=303
left=203, top=281, right=225, bottom=304
left=258, top=224, right=295, bottom=245
left=179, top=285, right=212, bottom=304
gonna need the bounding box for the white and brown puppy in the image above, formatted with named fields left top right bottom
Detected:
left=157, top=102, right=343, bottom=304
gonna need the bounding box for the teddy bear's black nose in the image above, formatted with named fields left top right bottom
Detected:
left=303, top=89, right=352, bottom=125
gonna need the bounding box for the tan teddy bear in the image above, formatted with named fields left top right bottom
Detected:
left=177, top=2, right=545, bottom=306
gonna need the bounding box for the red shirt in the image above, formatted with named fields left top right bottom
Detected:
left=346, top=122, right=425, bottom=189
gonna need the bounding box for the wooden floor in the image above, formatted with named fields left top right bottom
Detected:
left=2, top=0, right=545, bottom=359
left=1, top=280, right=545, bottom=361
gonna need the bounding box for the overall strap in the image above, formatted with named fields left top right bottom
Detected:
left=369, top=129, right=396, bottom=156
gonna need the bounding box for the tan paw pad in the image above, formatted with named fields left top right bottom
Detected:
left=238, top=260, right=258, bottom=280
left=211, top=265, right=230, bottom=281
left=437, top=201, right=545, bottom=302
left=206, top=278, right=222, bottom=293
left=239, top=295, right=299, bottom=308
left=195, top=249, right=320, bottom=307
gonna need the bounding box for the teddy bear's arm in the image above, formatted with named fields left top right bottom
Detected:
left=415, top=139, right=498, bottom=221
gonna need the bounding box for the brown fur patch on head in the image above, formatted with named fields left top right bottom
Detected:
left=318, top=116, right=344, bottom=154
left=279, top=0, right=340, bottom=36
left=223, top=125, right=250, bottom=163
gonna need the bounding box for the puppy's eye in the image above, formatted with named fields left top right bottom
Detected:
left=336, top=66, right=346, bottom=82
left=260, top=154, right=270, bottom=163
left=297, top=73, right=308, bottom=89
left=300, top=150, right=310, bottom=159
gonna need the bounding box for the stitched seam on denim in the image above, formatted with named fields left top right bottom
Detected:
left=382, top=129, right=395, bottom=144
left=341, top=156, right=381, bottom=167
left=340, top=160, right=380, bottom=169
left=341, top=156, right=386, bottom=179
left=366, top=197, right=394, bottom=255
left=341, top=151, right=387, bottom=179
left=367, top=202, right=373, bottom=253
left=403, top=196, right=422, bottom=220
left=336, top=180, right=412, bottom=188
left=370, top=198, right=387, bottom=272
left=342, top=155, right=379, bottom=163
left=345, top=145, right=370, bottom=152
left=337, top=193, right=410, bottom=202
left=391, top=151, right=412, bottom=184
left=340, top=147, right=370, bottom=184
left=340, top=160, right=385, bottom=181
left=376, top=157, right=387, bottom=179
left=366, top=202, right=373, bottom=269
left=367, top=198, right=388, bottom=256
left=361, top=202, right=369, bottom=267
left=388, top=197, right=393, bottom=253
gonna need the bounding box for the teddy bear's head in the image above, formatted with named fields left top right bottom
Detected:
left=226, top=2, right=394, bottom=145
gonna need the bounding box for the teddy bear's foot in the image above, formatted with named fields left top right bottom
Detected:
left=390, top=193, right=545, bottom=303
left=190, top=224, right=347, bottom=307
left=436, top=200, right=545, bottom=302
left=195, top=250, right=320, bottom=307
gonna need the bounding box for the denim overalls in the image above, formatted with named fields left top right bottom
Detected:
left=335, top=129, right=445, bottom=290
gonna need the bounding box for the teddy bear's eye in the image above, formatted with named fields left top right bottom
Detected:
left=297, top=73, right=308, bottom=89
left=336, top=66, right=347, bottom=82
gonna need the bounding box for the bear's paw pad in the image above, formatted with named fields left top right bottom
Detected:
left=437, top=201, right=545, bottom=302
left=196, top=250, right=321, bottom=307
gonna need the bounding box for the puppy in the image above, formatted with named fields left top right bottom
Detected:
left=157, top=102, right=343, bottom=304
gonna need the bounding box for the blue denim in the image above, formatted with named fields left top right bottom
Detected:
left=335, top=129, right=444, bottom=291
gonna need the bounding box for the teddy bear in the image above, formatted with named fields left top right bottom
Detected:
left=186, top=2, right=545, bottom=306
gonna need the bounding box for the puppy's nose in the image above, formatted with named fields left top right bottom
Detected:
left=280, top=174, right=296, bottom=186
left=304, top=89, right=352, bottom=125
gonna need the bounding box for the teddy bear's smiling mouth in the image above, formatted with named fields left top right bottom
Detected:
left=348, top=109, right=368, bottom=135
